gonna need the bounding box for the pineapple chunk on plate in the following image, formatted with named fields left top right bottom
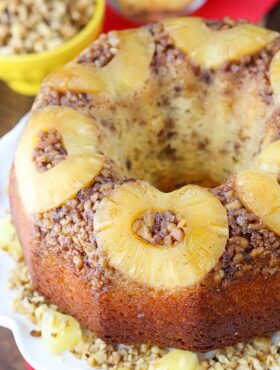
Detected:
left=0, top=213, right=22, bottom=260
left=150, top=349, right=200, bottom=370
left=39, top=308, right=82, bottom=355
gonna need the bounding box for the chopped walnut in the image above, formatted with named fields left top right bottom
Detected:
left=211, top=178, right=280, bottom=282
left=32, top=128, right=67, bottom=172
left=77, top=32, right=120, bottom=66
left=0, top=0, right=96, bottom=55
left=33, top=160, right=125, bottom=289
left=132, top=210, right=186, bottom=246
left=30, top=330, right=42, bottom=337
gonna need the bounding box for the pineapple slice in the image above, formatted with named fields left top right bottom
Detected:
left=150, top=350, right=199, bottom=370
left=255, top=139, right=280, bottom=175
left=270, top=50, right=280, bottom=103
left=164, top=18, right=277, bottom=69
left=235, top=171, right=280, bottom=235
left=235, top=139, right=280, bottom=235
left=40, top=308, right=82, bottom=355
left=94, top=181, right=228, bottom=288
left=15, top=106, right=109, bottom=213
left=46, top=28, right=155, bottom=97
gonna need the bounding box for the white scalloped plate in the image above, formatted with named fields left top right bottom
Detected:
left=1, top=116, right=280, bottom=370
left=0, top=115, right=93, bottom=370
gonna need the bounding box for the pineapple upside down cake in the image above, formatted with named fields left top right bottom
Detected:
left=9, top=17, right=280, bottom=351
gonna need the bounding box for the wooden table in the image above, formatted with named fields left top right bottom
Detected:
left=0, top=82, right=33, bottom=137
left=0, top=82, right=33, bottom=370
left=1, top=5, right=280, bottom=370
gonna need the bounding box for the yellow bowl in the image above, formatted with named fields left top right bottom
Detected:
left=0, top=0, right=105, bottom=96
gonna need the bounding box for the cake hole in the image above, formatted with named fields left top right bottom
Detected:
left=39, top=23, right=280, bottom=193
left=132, top=210, right=186, bottom=246
left=158, top=178, right=221, bottom=193
left=32, top=129, right=67, bottom=173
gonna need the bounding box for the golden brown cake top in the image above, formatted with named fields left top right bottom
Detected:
left=13, top=17, right=280, bottom=290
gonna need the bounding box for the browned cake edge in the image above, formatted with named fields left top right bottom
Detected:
left=10, top=167, right=280, bottom=352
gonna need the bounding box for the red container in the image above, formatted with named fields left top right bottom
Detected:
left=24, top=360, right=34, bottom=370
left=103, top=0, right=278, bottom=32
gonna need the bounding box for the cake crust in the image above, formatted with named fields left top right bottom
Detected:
left=9, top=18, right=280, bottom=352
left=10, top=167, right=280, bottom=351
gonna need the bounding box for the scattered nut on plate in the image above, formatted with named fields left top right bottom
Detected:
left=0, top=0, right=96, bottom=55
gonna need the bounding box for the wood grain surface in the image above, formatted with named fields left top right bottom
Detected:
left=0, top=81, right=33, bottom=370
left=0, top=5, right=280, bottom=370
left=0, top=82, right=33, bottom=137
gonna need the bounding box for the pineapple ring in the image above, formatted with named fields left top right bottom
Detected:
left=270, top=50, right=280, bottom=103
left=45, top=28, right=155, bottom=97
left=164, top=18, right=277, bottom=69
left=235, top=140, right=280, bottom=235
left=15, top=106, right=108, bottom=213
left=94, top=181, right=228, bottom=288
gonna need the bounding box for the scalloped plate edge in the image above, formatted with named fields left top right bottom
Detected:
left=0, top=115, right=92, bottom=370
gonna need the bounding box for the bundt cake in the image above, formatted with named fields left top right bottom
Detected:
left=9, top=17, right=280, bottom=352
